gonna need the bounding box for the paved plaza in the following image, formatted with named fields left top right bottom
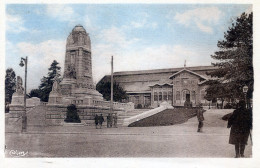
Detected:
left=5, top=108, right=252, bottom=158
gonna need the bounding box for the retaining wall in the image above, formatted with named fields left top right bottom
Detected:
left=46, top=105, right=124, bottom=126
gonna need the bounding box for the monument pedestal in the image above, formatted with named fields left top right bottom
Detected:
left=11, top=92, right=24, bottom=105
left=48, top=91, right=63, bottom=105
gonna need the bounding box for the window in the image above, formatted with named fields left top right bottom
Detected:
left=134, top=96, right=140, bottom=104
left=163, top=92, right=167, bottom=101
left=168, top=91, right=172, bottom=100
left=70, top=51, right=76, bottom=64
left=159, top=92, right=162, bottom=101
left=191, top=91, right=196, bottom=100
left=176, top=91, right=180, bottom=100
left=154, top=92, right=158, bottom=101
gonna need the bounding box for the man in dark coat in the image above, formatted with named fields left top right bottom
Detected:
left=196, top=104, right=204, bottom=132
left=94, top=114, right=99, bottom=129
left=99, top=114, right=104, bottom=129
left=228, top=100, right=252, bottom=158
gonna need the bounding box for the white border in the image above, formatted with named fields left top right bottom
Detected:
left=1, top=0, right=260, bottom=168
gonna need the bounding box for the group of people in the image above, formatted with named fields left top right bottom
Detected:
left=94, top=113, right=118, bottom=129
left=107, top=113, right=118, bottom=128
left=94, top=114, right=104, bottom=129
left=196, top=100, right=252, bottom=158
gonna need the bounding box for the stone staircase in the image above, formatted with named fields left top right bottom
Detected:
left=117, top=109, right=149, bottom=126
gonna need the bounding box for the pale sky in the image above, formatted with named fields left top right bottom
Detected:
left=5, top=4, right=252, bottom=91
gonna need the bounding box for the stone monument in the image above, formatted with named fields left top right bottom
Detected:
left=46, top=25, right=134, bottom=126
left=59, top=24, right=103, bottom=103
left=48, top=76, right=63, bottom=105
left=11, top=76, right=24, bottom=105
left=9, top=76, right=25, bottom=125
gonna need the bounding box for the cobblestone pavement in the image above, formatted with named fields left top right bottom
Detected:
left=5, top=109, right=252, bottom=158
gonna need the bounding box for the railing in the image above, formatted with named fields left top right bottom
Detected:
left=47, top=97, right=134, bottom=111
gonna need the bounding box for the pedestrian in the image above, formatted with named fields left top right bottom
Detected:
left=227, top=100, right=252, bottom=158
left=107, top=114, right=111, bottom=128
left=99, top=114, right=104, bottom=129
left=94, top=114, right=99, bottom=129
left=196, top=104, right=204, bottom=132
left=109, top=114, right=113, bottom=128
left=113, top=113, right=118, bottom=128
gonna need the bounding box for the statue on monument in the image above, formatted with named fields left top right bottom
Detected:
left=64, top=64, right=77, bottom=79
left=16, top=76, right=24, bottom=95
left=52, top=76, right=60, bottom=93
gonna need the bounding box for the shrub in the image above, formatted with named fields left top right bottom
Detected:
left=64, top=104, right=81, bottom=123
left=136, top=104, right=142, bottom=109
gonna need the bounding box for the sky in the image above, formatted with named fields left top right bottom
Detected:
left=5, top=4, right=252, bottom=91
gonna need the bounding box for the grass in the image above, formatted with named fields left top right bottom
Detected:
left=128, top=108, right=201, bottom=127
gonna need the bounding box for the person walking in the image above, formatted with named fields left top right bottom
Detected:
left=99, top=114, right=104, bottom=129
left=227, top=100, right=252, bottom=158
left=94, top=114, right=99, bottom=129
left=197, top=104, right=204, bottom=132
left=107, top=114, right=111, bottom=128
left=109, top=114, right=113, bottom=128
left=113, top=113, right=118, bottom=128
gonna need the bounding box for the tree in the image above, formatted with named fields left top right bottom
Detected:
left=5, top=68, right=16, bottom=104
left=38, top=60, right=61, bottom=102
left=96, top=81, right=128, bottom=102
left=206, top=12, right=253, bottom=103
left=29, top=89, right=42, bottom=98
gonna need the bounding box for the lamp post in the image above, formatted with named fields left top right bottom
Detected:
left=110, top=56, right=113, bottom=116
left=243, top=85, right=248, bottom=109
left=19, top=56, right=28, bottom=132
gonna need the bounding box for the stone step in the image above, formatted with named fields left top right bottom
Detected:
left=63, top=122, right=85, bottom=126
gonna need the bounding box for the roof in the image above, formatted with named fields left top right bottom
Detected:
left=126, top=91, right=151, bottom=94
left=148, top=83, right=173, bottom=87
left=169, top=68, right=208, bottom=80
left=112, top=66, right=216, bottom=76
left=72, top=24, right=86, bottom=32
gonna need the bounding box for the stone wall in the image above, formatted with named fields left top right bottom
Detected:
left=9, top=105, right=24, bottom=119
left=46, top=105, right=124, bottom=126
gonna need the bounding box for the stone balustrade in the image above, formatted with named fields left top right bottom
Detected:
left=93, top=100, right=134, bottom=111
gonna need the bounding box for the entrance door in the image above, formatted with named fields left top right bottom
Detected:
left=182, top=89, right=190, bottom=105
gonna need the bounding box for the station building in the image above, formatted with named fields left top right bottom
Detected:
left=99, top=65, right=217, bottom=108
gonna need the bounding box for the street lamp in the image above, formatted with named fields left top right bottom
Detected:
left=20, top=56, right=28, bottom=132
left=243, top=85, right=248, bottom=109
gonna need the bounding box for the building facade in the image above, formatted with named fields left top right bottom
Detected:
left=99, top=66, right=217, bottom=108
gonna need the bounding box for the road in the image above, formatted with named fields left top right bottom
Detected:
left=5, top=109, right=252, bottom=158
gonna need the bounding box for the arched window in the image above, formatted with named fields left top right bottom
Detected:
left=159, top=92, right=162, bottom=101
left=176, top=91, right=180, bottom=100
left=163, top=92, right=167, bottom=100
left=168, top=91, right=172, bottom=100
left=154, top=92, right=158, bottom=101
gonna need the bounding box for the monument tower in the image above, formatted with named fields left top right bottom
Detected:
left=59, top=24, right=102, bottom=100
